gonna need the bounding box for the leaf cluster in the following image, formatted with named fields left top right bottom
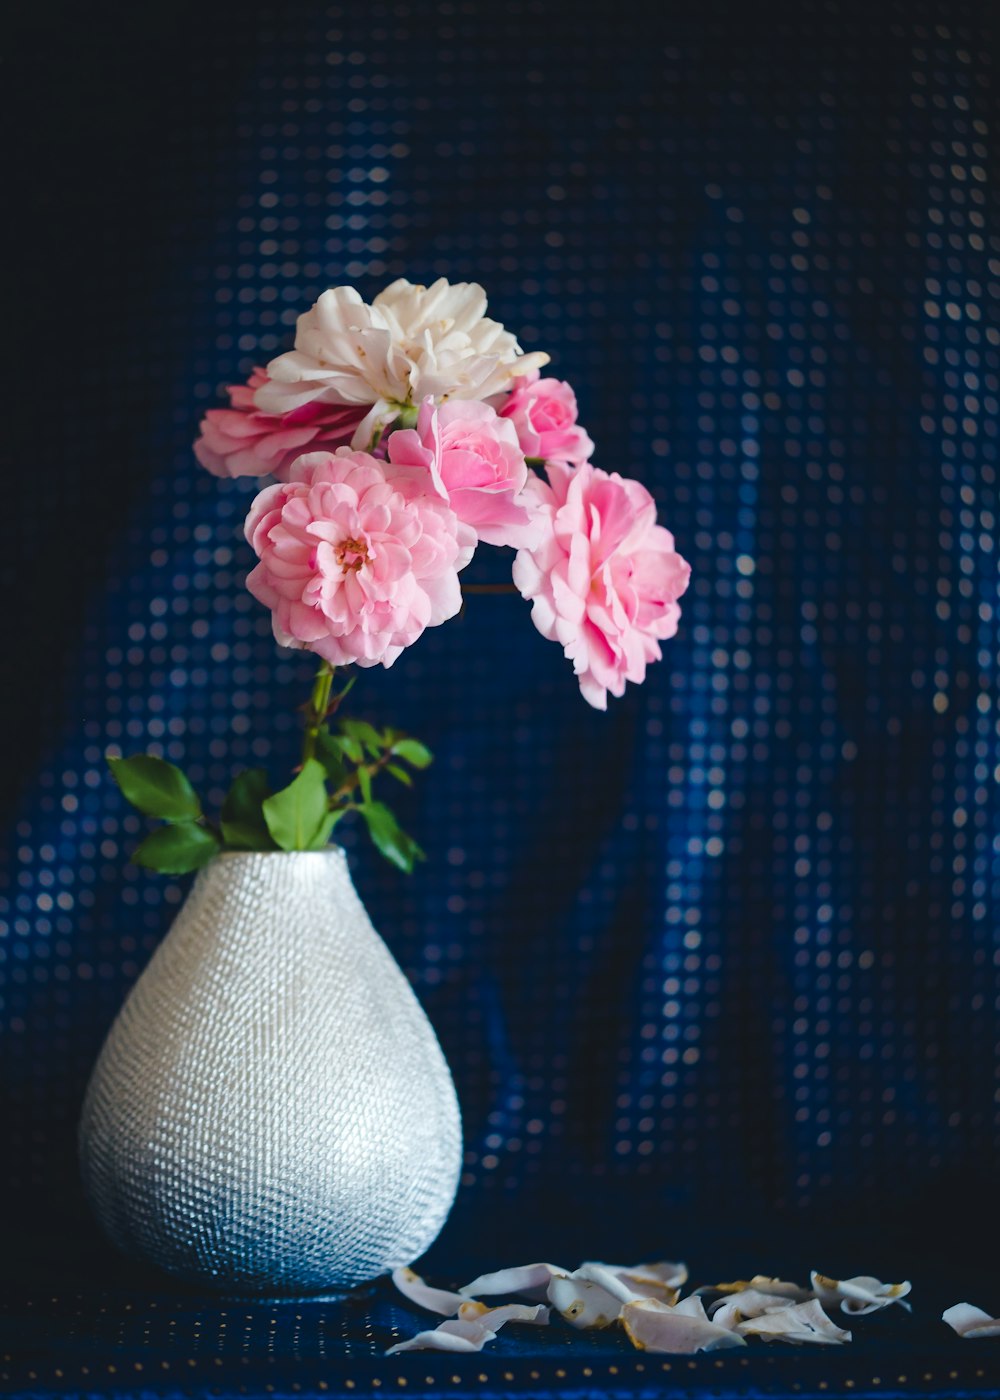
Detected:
left=107, top=717, right=432, bottom=876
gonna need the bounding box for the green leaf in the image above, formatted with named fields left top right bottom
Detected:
left=391, top=738, right=433, bottom=769
left=132, top=822, right=219, bottom=874
left=221, top=769, right=277, bottom=850
left=359, top=801, right=424, bottom=874
left=358, top=766, right=373, bottom=804
left=307, top=806, right=346, bottom=851
left=108, top=753, right=202, bottom=822
left=340, top=718, right=384, bottom=757
left=315, top=730, right=348, bottom=787
left=386, top=764, right=412, bottom=786
left=335, top=731, right=365, bottom=764
left=262, top=759, right=330, bottom=851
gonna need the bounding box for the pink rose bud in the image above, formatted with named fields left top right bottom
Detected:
left=387, top=398, right=540, bottom=549
left=498, top=369, right=594, bottom=466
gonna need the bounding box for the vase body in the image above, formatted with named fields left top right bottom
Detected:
left=79, top=850, right=462, bottom=1294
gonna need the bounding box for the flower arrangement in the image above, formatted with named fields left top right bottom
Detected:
left=110, top=279, right=691, bottom=874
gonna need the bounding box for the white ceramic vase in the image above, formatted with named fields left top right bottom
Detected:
left=78, top=850, right=462, bottom=1294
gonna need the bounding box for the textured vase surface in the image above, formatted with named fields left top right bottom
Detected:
left=79, top=850, right=462, bottom=1294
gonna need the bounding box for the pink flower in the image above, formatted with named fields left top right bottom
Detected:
left=244, top=450, right=474, bottom=668
left=498, top=370, right=594, bottom=466
left=386, top=399, right=539, bottom=548
left=194, top=368, right=364, bottom=480
left=512, top=462, right=691, bottom=710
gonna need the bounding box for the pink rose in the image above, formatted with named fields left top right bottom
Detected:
left=194, top=368, right=364, bottom=480
left=512, top=462, right=691, bottom=710
left=387, top=398, right=538, bottom=548
left=498, top=369, right=594, bottom=466
left=244, top=449, right=474, bottom=668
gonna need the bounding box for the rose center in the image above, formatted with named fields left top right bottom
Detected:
left=335, top=536, right=369, bottom=573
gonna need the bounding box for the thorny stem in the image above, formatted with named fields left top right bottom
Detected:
left=302, top=661, right=335, bottom=766
left=329, top=747, right=396, bottom=808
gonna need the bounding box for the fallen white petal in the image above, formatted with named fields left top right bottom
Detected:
left=458, top=1302, right=550, bottom=1328
left=387, top=1300, right=549, bottom=1355
left=710, top=1289, right=798, bottom=1330
left=629, top=1261, right=689, bottom=1290
left=697, top=1275, right=813, bottom=1304
left=574, top=1263, right=643, bottom=1304
left=620, top=1298, right=747, bottom=1354
left=391, top=1266, right=465, bottom=1317
left=459, top=1262, right=565, bottom=1302
left=387, top=1319, right=498, bottom=1355
left=672, top=1295, right=710, bottom=1320
left=576, top=1260, right=686, bottom=1303
left=745, top=1276, right=814, bottom=1301
left=811, top=1272, right=912, bottom=1315
left=942, top=1303, right=1000, bottom=1339
left=547, top=1274, right=622, bottom=1329
left=737, top=1299, right=852, bottom=1345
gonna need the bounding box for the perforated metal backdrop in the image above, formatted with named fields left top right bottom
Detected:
left=4, top=0, right=999, bottom=1294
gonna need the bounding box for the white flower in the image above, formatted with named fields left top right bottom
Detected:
left=258, top=278, right=549, bottom=448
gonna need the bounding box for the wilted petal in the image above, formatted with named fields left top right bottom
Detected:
left=699, top=1276, right=814, bottom=1304
left=942, top=1303, right=1000, bottom=1339
left=386, top=1319, right=497, bottom=1355
left=573, top=1263, right=644, bottom=1304
left=811, top=1272, right=912, bottom=1315
left=710, top=1289, right=799, bottom=1330
left=391, top=1266, right=465, bottom=1317
left=458, top=1302, right=549, bottom=1328
left=620, top=1298, right=746, bottom=1354
left=547, top=1274, right=622, bottom=1329
left=387, top=1300, right=549, bottom=1355
left=459, top=1262, right=565, bottom=1302
left=624, top=1261, right=689, bottom=1293
left=576, top=1261, right=686, bottom=1303
left=737, top=1299, right=852, bottom=1345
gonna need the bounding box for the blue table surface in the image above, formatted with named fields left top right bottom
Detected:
left=3, top=1209, right=998, bottom=1400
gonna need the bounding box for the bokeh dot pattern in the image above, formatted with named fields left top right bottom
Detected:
left=3, top=0, right=998, bottom=1264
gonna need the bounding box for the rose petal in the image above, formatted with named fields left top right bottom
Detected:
left=458, top=1302, right=549, bottom=1328
left=698, top=1276, right=813, bottom=1304
left=387, top=1302, right=549, bottom=1355
left=573, top=1263, right=645, bottom=1304
left=386, top=1319, right=498, bottom=1355
left=391, top=1266, right=465, bottom=1317
left=547, top=1274, right=622, bottom=1329
left=709, top=1289, right=799, bottom=1329
left=811, top=1271, right=912, bottom=1315
left=575, top=1261, right=686, bottom=1303
left=459, top=1262, right=565, bottom=1302
left=737, top=1299, right=852, bottom=1345
left=622, top=1261, right=689, bottom=1293
left=942, top=1303, right=1000, bottom=1339
left=620, top=1298, right=747, bottom=1354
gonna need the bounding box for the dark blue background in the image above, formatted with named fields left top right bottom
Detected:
left=3, top=0, right=999, bottom=1392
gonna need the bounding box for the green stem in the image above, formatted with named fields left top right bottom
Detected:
left=328, top=747, right=394, bottom=808
left=302, top=661, right=335, bottom=765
